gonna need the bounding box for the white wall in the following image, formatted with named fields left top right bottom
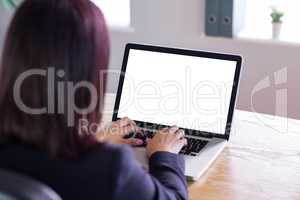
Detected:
left=0, top=0, right=299, bottom=120
left=108, top=0, right=300, bottom=120
left=0, top=4, right=13, bottom=56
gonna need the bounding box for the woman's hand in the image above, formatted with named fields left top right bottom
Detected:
left=96, top=117, right=143, bottom=146
left=146, top=126, right=187, bottom=157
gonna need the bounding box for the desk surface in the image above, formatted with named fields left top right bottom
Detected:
left=102, top=94, right=300, bottom=200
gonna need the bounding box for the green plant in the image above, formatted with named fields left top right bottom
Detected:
left=2, top=0, right=20, bottom=9
left=271, top=8, right=284, bottom=23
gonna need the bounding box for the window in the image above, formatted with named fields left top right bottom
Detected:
left=238, top=0, right=300, bottom=43
left=91, top=0, right=131, bottom=28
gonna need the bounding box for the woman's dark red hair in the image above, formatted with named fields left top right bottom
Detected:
left=0, top=0, right=110, bottom=158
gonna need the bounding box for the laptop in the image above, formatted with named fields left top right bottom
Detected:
left=112, top=43, right=242, bottom=180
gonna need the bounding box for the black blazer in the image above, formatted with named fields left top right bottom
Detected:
left=0, top=142, right=188, bottom=200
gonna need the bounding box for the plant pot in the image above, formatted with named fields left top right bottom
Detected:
left=272, top=22, right=282, bottom=40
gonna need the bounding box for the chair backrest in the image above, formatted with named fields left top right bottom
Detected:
left=0, top=169, right=62, bottom=200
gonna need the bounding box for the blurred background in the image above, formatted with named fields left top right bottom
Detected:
left=1, top=0, right=300, bottom=120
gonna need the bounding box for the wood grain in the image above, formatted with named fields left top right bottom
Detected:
left=103, top=94, right=300, bottom=200
left=188, top=147, right=300, bottom=200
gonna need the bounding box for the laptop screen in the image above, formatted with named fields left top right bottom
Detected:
left=116, top=47, right=239, bottom=136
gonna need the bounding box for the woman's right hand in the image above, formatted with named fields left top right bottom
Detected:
left=146, top=126, right=187, bottom=157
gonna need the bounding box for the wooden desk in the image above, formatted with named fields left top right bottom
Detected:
left=102, top=94, right=300, bottom=200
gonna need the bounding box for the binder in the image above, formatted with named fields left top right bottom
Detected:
left=219, top=0, right=233, bottom=37
left=205, top=0, right=220, bottom=36
left=219, top=0, right=246, bottom=37
left=205, top=0, right=246, bottom=38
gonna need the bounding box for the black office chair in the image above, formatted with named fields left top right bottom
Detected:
left=0, top=169, right=61, bottom=200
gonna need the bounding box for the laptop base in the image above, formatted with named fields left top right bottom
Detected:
left=132, top=137, right=227, bottom=181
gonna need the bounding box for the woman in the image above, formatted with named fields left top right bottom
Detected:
left=0, top=0, right=188, bottom=199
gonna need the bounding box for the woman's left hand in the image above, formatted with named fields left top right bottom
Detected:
left=96, top=117, right=143, bottom=146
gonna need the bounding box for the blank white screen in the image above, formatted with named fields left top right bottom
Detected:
left=117, top=49, right=237, bottom=135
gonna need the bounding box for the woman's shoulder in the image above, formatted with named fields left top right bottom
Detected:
left=90, top=143, right=133, bottom=156
left=81, top=143, right=138, bottom=181
left=85, top=143, right=135, bottom=165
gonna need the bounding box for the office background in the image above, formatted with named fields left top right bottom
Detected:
left=0, top=0, right=299, bottom=120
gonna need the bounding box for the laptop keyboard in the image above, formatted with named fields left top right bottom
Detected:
left=139, top=129, right=209, bottom=156
left=179, top=137, right=208, bottom=156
